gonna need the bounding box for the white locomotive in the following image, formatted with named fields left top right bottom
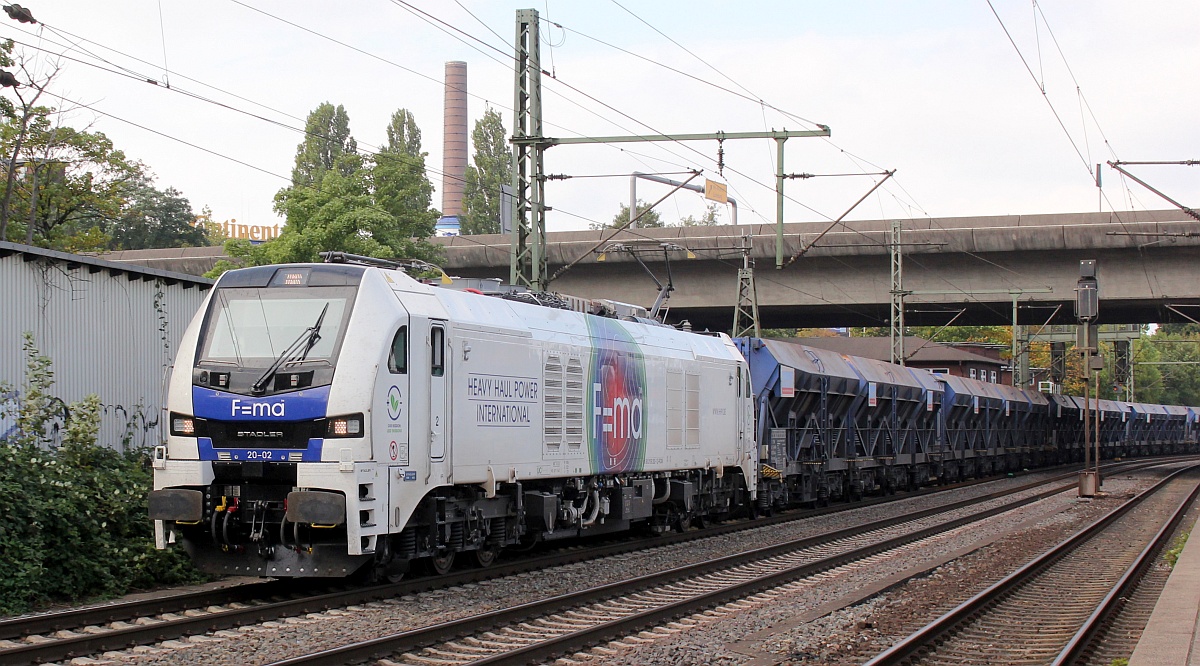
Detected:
left=150, top=256, right=756, bottom=579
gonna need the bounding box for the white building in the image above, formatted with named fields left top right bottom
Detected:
left=1, top=241, right=212, bottom=450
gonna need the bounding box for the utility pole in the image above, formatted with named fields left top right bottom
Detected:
left=881, top=220, right=1056, bottom=369
left=890, top=220, right=906, bottom=366
left=1011, top=296, right=1022, bottom=386
left=510, top=8, right=546, bottom=290
left=733, top=235, right=761, bottom=338
left=775, top=137, right=788, bottom=270
left=1114, top=340, right=1133, bottom=402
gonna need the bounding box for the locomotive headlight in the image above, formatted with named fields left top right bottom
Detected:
left=326, top=414, right=364, bottom=438
left=169, top=413, right=195, bottom=436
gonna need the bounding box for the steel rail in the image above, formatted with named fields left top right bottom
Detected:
left=0, top=471, right=1028, bottom=665
left=864, top=464, right=1200, bottom=666
left=0, top=458, right=1178, bottom=664
left=268, top=466, right=1105, bottom=666
left=0, top=458, right=1094, bottom=647
left=0, top=580, right=292, bottom=642
left=1051, top=475, right=1200, bottom=665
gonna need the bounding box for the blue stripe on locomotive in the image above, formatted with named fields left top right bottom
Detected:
left=192, top=385, right=331, bottom=421
left=191, top=385, right=329, bottom=462
left=195, top=437, right=324, bottom=462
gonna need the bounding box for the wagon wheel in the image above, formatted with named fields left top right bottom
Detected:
left=673, top=513, right=688, bottom=533
left=428, top=550, right=456, bottom=575
left=473, top=545, right=498, bottom=568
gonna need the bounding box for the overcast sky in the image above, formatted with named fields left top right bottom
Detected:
left=4, top=1, right=1197, bottom=234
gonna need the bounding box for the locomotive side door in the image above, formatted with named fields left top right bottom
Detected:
left=738, top=363, right=758, bottom=496
left=429, top=321, right=448, bottom=462
left=738, top=365, right=752, bottom=458
left=375, top=316, right=412, bottom=469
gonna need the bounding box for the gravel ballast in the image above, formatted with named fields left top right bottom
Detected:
left=75, top=465, right=1179, bottom=666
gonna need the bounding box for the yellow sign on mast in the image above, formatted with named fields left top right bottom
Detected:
left=704, top=179, right=728, bottom=203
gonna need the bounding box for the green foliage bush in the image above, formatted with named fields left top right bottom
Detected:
left=0, top=333, right=206, bottom=616
left=1165, top=531, right=1190, bottom=569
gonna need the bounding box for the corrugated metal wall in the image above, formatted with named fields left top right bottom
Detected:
left=1, top=251, right=210, bottom=451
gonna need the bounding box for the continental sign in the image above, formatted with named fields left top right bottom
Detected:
left=191, top=218, right=282, bottom=243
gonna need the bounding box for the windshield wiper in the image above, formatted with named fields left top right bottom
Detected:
left=251, top=303, right=330, bottom=395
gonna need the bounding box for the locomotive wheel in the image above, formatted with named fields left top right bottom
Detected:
left=429, top=550, right=456, bottom=575
left=382, top=557, right=409, bottom=583
left=672, top=514, right=687, bottom=533
left=473, top=545, right=498, bottom=568
left=352, top=560, right=406, bottom=585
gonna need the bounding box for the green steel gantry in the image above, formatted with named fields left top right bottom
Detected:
left=509, top=9, right=830, bottom=291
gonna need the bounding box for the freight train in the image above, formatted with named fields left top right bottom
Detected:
left=149, top=255, right=1200, bottom=580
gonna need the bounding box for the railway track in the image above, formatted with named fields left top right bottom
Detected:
left=264, top=462, right=1130, bottom=665
left=1073, top=534, right=1178, bottom=666
left=864, top=464, right=1200, bottom=666
left=0, top=458, right=1176, bottom=665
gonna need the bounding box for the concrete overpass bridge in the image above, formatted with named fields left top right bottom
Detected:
left=434, top=210, right=1200, bottom=330
left=100, top=209, right=1200, bottom=331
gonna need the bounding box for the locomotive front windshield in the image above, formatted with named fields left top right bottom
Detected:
left=198, top=287, right=355, bottom=367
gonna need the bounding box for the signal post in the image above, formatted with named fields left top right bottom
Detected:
left=1077, top=260, right=1100, bottom=497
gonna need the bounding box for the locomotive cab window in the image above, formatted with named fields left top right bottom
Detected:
left=388, top=326, right=408, bottom=374
left=196, top=286, right=356, bottom=367
left=431, top=326, right=445, bottom=377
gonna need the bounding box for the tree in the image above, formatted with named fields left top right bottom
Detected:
left=0, top=42, right=54, bottom=241
left=11, top=121, right=144, bottom=248
left=1129, top=337, right=1164, bottom=404
left=107, top=183, right=208, bottom=250
left=237, top=161, right=406, bottom=266
left=0, top=43, right=207, bottom=252
left=0, top=38, right=14, bottom=121
left=854, top=325, right=1012, bottom=349
left=679, top=203, right=722, bottom=227
left=384, top=108, right=422, bottom=156
left=211, top=103, right=440, bottom=276
left=0, top=103, right=147, bottom=250
left=760, top=327, right=840, bottom=338
left=1160, top=323, right=1200, bottom=337
left=371, top=108, right=437, bottom=238
left=460, top=107, right=511, bottom=235
left=290, top=103, right=356, bottom=188
left=596, top=199, right=664, bottom=230
left=1119, top=329, right=1200, bottom=406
